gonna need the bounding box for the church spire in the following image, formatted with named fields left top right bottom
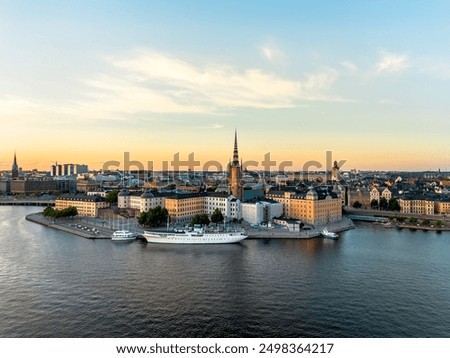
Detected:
left=12, top=151, right=19, bottom=179
left=232, top=128, right=239, bottom=165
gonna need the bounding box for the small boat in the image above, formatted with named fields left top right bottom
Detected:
left=321, top=228, right=339, bottom=239
left=111, top=230, right=137, bottom=241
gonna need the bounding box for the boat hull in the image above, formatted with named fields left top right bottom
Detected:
left=143, top=231, right=247, bottom=244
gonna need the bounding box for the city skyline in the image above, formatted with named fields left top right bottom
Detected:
left=1, top=1, right=450, bottom=171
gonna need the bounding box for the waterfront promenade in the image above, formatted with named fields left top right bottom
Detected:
left=26, top=213, right=113, bottom=239
left=26, top=211, right=355, bottom=240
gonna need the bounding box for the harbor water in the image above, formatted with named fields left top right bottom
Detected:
left=0, top=206, right=449, bottom=337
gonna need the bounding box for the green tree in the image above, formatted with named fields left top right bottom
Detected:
left=388, top=198, right=401, bottom=211
left=352, top=201, right=362, bottom=209
left=436, top=220, right=443, bottom=227
left=379, top=197, right=389, bottom=210
left=370, top=199, right=379, bottom=209
left=422, top=219, right=431, bottom=226
left=138, top=206, right=168, bottom=227
left=191, top=214, right=210, bottom=226
left=43, top=206, right=54, bottom=217
left=408, top=217, right=418, bottom=224
left=105, top=190, right=119, bottom=204
left=211, top=208, right=224, bottom=224
left=396, top=217, right=405, bottom=223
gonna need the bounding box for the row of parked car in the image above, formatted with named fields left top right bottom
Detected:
left=69, top=223, right=100, bottom=235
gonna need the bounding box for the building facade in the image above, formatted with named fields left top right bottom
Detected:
left=399, top=199, right=434, bottom=215
left=241, top=200, right=283, bottom=225
left=55, top=194, right=109, bottom=217
left=266, top=187, right=342, bottom=226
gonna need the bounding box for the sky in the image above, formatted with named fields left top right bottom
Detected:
left=1, top=0, right=450, bottom=171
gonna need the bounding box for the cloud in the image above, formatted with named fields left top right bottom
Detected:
left=376, top=51, right=410, bottom=73
left=259, top=43, right=285, bottom=63
left=83, top=49, right=345, bottom=116
left=341, top=61, right=358, bottom=72
left=0, top=49, right=346, bottom=122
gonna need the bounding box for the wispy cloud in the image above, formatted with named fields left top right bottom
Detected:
left=83, top=49, right=345, bottom=116
left=341, top=61, right=358, bottom=72
left=376, top=51, right=410, bottom=73
left=0, top=49, right=347, bottom=122
left=259, top=42, right=285, bottom=63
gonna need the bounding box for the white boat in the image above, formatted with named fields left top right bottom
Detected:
left=321, top=228, right=339, bottom=239
left=111, top=230, right=137, bottom=241
left=144, top=224, right=247, bottom=244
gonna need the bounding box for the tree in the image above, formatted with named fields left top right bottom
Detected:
left=352, top=201, right=362, bottom=209
left=422, top=219, right=431, bottom=226
left=370, top=199, right=379, bottom=209
left=436, top=220, right=443, bottom=227
left=379, top=197, right=388, bottom=210
left=388, top=198, right=400, bottom=211
left=43, top=206, right=78, bottom=219
left=105, top=190, right=119, bottom=204
left=138, top=206, right=168, bottom=227
left=191, top=214, right=210, bottom=226
left=408, top=217, right=418, bottom=224
left=43, top=206, right=56, bottom=218
left=211, top=208, right=224, bottom=224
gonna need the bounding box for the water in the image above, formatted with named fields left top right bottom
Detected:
left=1, top=206, right=449, bottom=337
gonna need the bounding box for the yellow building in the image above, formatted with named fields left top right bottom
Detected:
left=164, top=193, right=208, bottom=223
left=435, top=201, right=450, bottom=214
left=266, top=187, right=342, bottom=226
left=55, top=194, right=109, bottom=217
left=399, top=199, right=434, bottom=215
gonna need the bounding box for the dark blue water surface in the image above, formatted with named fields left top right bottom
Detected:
left=0, top=207, right=449, bottom=337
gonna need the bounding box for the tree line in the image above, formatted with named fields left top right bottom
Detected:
left=43, top=206, right=78, bottom=219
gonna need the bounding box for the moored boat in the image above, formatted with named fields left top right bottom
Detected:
left=144, top=224, right=247, bottom=244
left=321, top=228, right=339, bottom=239
left=111, top=230, right=137, bottom=241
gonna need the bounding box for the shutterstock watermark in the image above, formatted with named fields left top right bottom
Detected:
left=103, top=151, right=346, bottom=177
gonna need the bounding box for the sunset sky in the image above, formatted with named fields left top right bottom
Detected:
left=1, top=1, right=450, bottom=171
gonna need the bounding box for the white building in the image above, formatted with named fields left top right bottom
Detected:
left=204, top=194, right=241, bottom=221
left=241, top=200, right=283, bottom=225
left=118, top=190, right=166, bottom=213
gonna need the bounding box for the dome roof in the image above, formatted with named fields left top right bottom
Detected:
left=118, top=189, right=130, bottom=197
left=306, top=187, right=318, bottom=199
left=140, top=191, right=154, bottom=198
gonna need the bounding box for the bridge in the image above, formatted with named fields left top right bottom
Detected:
left=0, top=199, right=55, bottom=206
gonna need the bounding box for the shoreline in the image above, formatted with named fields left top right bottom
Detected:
left=26, top=213, right=113, bottom=239
left=26, top=211, right=355, bottom=240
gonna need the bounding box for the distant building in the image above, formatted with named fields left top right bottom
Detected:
left=241, top=200, right=283, bottom=225
left=348, top=188, right=371, bottom=208
left=0, top=180, right=11, bottom=194
left=51, top=163, right=88, bottom=177
left=204, top=193, right=241, bottom=221
left=118, top=190, right=169, bottom=214
left=10, top=179, right=58, bottom=194
left=434, top=200, right=450, bottom=215
left=370, top=187, right=392, bottom=204
left=228, top=129, right=243, bottom=200
left=165, top=193, right=208, bottom=224
left=11, top=152, right=19, bottom=179
left=55, top=194, right=109, bottom=217
left=266, top=186, right=342, bottom=226
left=399, top=198, right=434, bottom=215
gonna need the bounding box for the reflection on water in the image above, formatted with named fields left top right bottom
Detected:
left=0, top=207, right=449, bottom=337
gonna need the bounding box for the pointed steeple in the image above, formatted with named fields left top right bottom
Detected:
left=12, top=151, right=19, bottom=179
left=232, top=128, right=240, bottom=165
